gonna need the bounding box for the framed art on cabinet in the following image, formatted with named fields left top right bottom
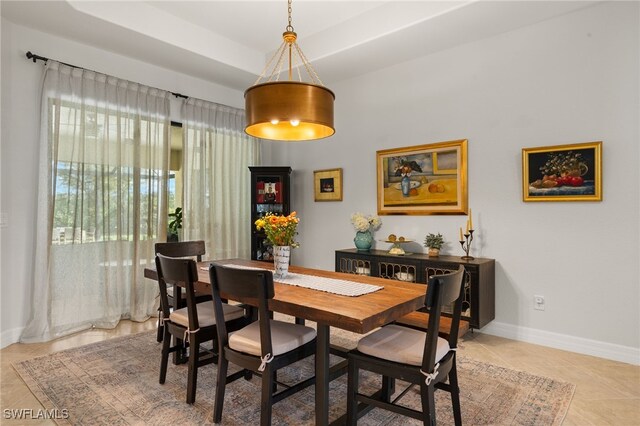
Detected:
left=376, top=139, right=468, bottom=215
left=314, top=168, right=343, bottom=201
left=522, top=141, right=602, bottom=202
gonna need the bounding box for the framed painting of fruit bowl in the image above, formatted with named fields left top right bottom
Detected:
left=376, top=139, right=468, bottom=215
left=522, top=141, right=602, bottom=202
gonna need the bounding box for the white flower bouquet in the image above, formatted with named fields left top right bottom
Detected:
left=350, top=212, right=382, bottom=233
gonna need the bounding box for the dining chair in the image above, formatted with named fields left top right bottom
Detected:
left=74, top=226, right=82, bottom=243
left=155, top=254, right=250, bottom=404
left=84, top=228, right=95, bottom=242
left=64, top=227, right=73, bottom=243
left=51, top=227, right=61, bottom=244
left=346, top=265, right=465, bottom=425
left=208, top=263, right=317, bottom=426
left=154, top=241, right=211, bottom=342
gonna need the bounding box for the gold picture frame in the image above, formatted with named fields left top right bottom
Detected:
left=376, top=139, right=468, bottom=215
left=522, top=141, right=602, bottom=202
left=314, top=168, right=343, bottom=201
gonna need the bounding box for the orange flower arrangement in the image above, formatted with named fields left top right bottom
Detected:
left=254, top=212, right=300, bottom=247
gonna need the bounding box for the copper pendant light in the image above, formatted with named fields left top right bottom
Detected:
left=244, top=0, right=335, bottom=141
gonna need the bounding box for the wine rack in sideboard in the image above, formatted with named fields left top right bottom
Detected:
left=335, top=249, right=495, bottom=329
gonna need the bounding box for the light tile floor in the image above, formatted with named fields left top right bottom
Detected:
left=1, top=320, right=639, bottom=425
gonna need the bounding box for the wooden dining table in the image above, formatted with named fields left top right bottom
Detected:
left=144, top=258, right=426, bottom=425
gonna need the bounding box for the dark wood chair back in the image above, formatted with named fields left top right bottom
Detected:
left=154, top=240, right=205, bottom=261
left=209, top=263, right=274, bottom=357
left=154, top=240, right=208, bottom=338
left=422, top=265, right=465, bottom=375
left=155, top=253, right=201, bottom=330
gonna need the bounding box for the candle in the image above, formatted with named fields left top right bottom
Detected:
left=466, top=220, right=469, bottom=233
left=469, top=208, right=473, bottom=229
left=459, top=227, right=463, bottom=241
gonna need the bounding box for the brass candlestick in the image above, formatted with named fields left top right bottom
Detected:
left=459, top=229, right=474, bottom=260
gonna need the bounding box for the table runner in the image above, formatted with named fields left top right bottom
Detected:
left=202, top=264, right=383, bottom=297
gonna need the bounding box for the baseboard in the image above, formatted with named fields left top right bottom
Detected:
left=1, top=326, right=24, bottom=349
left=479, top=321, right=640, bottom=366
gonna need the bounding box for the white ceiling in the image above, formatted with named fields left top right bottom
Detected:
left=1, top=1, right=598, bottom=91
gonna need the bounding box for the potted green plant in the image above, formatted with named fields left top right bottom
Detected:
left=424, top=232, right=444, bottom=257
left=168, top=207, right=182, bottom=242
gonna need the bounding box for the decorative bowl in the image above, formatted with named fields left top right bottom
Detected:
left=356, top=266, right=370, bottom=275
left=395, top=272, right=414, bottom=281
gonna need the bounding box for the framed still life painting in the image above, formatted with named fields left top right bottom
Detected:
left=522, top=141, right=602, bottom=202
left=376, top=139, right=468, bottom=215
left=314, top=168, right=343, bottom=201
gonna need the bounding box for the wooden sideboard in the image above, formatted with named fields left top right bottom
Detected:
left=335, top=249, right=495, bottom=329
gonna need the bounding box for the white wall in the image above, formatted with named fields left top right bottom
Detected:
left=0, top=20, right=246, bottom=347
left=269, top=2, right=640, bottom=363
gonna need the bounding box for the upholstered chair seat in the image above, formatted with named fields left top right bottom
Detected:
left=170, top=302, right=245, bottom=329
left=357, top=324, right=450, bottom=366
left=229, top=320, right=316, bottom=357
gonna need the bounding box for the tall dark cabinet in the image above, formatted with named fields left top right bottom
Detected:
left=249, top=166, right=292, bottom=262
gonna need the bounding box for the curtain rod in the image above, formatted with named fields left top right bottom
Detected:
left=25, top=51, right=189, bottom=100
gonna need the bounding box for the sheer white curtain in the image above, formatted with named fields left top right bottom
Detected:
left=181, top=98, right=260, bottom=259
left=21, top=61, right=170, bottom=342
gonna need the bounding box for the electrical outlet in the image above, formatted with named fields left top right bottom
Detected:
left=534, top=295, right=545, bottom=311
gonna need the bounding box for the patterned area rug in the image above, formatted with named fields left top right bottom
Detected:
left=13, top=330, right=575, bottom=425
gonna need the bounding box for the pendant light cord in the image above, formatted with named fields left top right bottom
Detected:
left=251, top=0, right=324, bottom=87
left=287, top=0, right=294, bottom=32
